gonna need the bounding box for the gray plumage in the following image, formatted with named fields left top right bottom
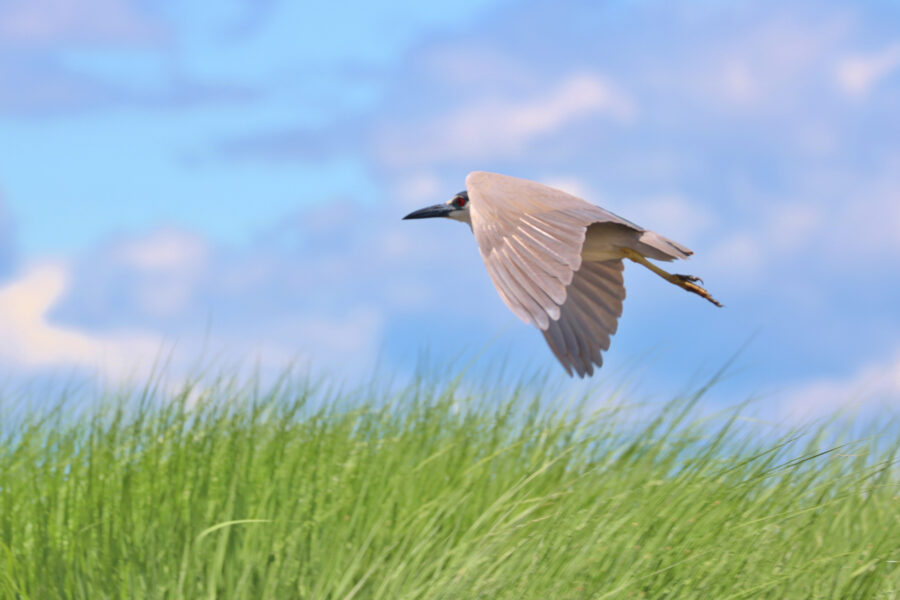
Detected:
left=403, top=171, right=720, bottom=377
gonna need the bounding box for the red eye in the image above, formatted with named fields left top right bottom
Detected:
left=455, top=197, right=466, bottom=208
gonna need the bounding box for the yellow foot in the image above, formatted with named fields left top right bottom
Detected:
left=621, top=248, right=723, bottom=308
left=671, top=274, right=722, bottom=307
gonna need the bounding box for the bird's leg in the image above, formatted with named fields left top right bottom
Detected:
left=622, top=248, right=723, bottom=307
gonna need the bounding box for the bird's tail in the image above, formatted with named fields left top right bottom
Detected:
left=636, top=231, right=693, bottom=261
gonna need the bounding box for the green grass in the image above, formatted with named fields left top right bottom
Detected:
left=1, top=371, right=899, bottom=599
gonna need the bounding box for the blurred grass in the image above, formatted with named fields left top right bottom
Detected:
left=0, top=370, right=898, bottom=599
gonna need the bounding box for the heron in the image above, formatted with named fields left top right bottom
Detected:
left=403, top=171, right=721, bottom=377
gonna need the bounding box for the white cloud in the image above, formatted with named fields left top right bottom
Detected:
left=0, top=262, right=162, bottom=375
left=379, top=72, right=636, bottom=164
left=0, top=256, right=387, bottom=383
left=478, top=73, right=635, bottom=136
left=836, top=42, right=900, bottom=98
left=781, top=351, right=900, bottom=422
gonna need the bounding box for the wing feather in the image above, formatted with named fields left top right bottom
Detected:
left=541, top=260, right=626, bottom=377
left=565, top=285, right=617, bottom=342
left=518, top=216, right=581, bottom=266
left=542, top=327, right=574, bottom=377
left=486, top=258, right=545, bottom=326
left=575, top=268, right=624, bottom=320
left=466, top=171, right=631, bottom=375
left=501, top=249, right=563, bottom=319
left=481, top=260, right=532, bottom=324
left=495, top=247, right=556, bottom=327
left=468, top=171, right=631, bottom=329
left=570, top=265, right=624, bottom=336
left=554, top=310, right=591, bottom=377
left=505, top=237, right=568, bottom=305
left=507, top=232, right=570, bottom=276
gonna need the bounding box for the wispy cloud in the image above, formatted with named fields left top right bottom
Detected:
left=0, top=0, right=178, bottom=114
left=0, top=0, right=164, bottom=45
left=112, top=229, right=210, bottom=319
left=378, top=72, right=636, bottom=165
left=836, top=42, right=900, bottom=98
left=781, top=351, right=900, bottom=422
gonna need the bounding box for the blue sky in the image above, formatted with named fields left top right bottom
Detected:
left=1, top=0, right=899, bottom=419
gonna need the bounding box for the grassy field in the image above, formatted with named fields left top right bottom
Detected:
left=1, top=371, right=898, bottom=599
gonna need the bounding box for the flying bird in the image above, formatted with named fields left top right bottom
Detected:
left=403, top=171, right=720, bottom=377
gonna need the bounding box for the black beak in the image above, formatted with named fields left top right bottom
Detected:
left=402, top=203, right=453, bottom=220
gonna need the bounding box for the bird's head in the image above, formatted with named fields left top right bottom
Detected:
left=402, top=191, right=471, bottom=225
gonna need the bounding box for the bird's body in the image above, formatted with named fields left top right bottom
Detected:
left=404, top=171, right=720, bottom=376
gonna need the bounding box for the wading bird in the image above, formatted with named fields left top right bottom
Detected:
left=403, top=171, right=720, bottom=377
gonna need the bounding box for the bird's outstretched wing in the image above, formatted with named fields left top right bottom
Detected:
left=466, top=171, right=632, bottom=330
left=466, top=171, right=632, bottom=375
left=541, top=260, right=625, bottom=377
